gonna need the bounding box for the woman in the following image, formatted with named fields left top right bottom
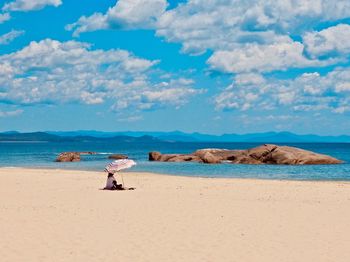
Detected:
left=104, top=172, right=123, bottom=190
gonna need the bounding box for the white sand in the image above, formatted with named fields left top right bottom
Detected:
left=1, top=167, right=350, bottom=262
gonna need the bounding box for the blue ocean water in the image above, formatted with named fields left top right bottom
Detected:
left=0, top=141, right=349, bottom=180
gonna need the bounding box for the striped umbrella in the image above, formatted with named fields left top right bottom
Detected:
left=105, top=159, right=137, bottom=173
left=105, top=159, right=137, bottom=187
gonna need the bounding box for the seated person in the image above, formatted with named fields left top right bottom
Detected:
left=104, top=173, right=123, bottom=190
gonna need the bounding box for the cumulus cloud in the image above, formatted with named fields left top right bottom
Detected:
left=156, top=0, right=350, bottom=53
left=303, top=24, right=350, bottom=59
left=156, top=0, right=350, bottom=72
left=214, top=68, right=350, bottom=113
left=110, top=78, right=201, bottom=111
left=2, top=0, right=62, bottom=12
left=0, top=39, right=201, bottom=111
left=65, top=13, right=108, bottom=37
left=207, top=40, right=339, bottom=73
left=0, top=109, right=23, bottom=117
left=234, top=73, right=266, bottom=86
left=67, top=0, right=350, bottom=74
left=69, top=0, right=350, bottom=39
left=67, top=0, right=168, bottom=36
left=0, top=12, right=10, bottom=23
left=0, top=30, right=24, bottom=45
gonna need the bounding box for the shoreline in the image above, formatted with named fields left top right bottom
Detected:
left=1, top=166, right=350, bottom=183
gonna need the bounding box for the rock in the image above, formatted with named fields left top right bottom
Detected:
left=55, top=151, right=97, bottom=162
left=166, top=155, right=202, bottom=162
left=269, top=145, right=342, bottom=165
left=195, top=151, right=221, bottom=164
left=148, top=144, right=342, bottom=165
left=80, top=152, right=97, bottom=155
left=194, top=149, right=238, bottom=161
left=159, top=154, right=182, bottom=162
left=233, top=155, right=261, bottom=164
left=108, top=154, right=128, bottom=160
left=149, top=151, right=162, bottom=161
left=56, top=152, right=81, bottom=162
left=248, top=144, right=277, bottom=160
left=149, top=151, right=203, bottom=162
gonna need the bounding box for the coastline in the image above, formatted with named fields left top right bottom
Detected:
left=2, top=166, right=350, bottom=183
left=1, top=167, right=350, bottom=262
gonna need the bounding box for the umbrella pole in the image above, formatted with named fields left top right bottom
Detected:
left=121, top=172, right=125, bottom=187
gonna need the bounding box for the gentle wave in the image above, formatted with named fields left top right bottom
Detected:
left=96, top=152, right=115, bottom=155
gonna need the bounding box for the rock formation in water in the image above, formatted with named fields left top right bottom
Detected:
left=56, top=152, right=96, bottom=162
left=149, top=144, right=342, bottom=165
left=108, top=154, right=128, bottom=160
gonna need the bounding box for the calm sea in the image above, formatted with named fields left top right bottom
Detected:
left=0, top=141, right=349, bottom=180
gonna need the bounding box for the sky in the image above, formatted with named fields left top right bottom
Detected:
left=0, top=0, right=350, bottom=135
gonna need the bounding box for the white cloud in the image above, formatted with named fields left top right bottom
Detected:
left=67, top=0, right=350, bottom=74
left=0, top=109, right=23, bottom=117
left=106, top=0, right=167, bottom=28
left=110, top=78, right=201, bottom=111
left=70, top=0, right=350, bottom=40
left=333, top=105, right=350, bottom=114
left=335, top=82, right=350, bottom=92
left=141, top=79, right=200, bottom=109
left=2, top=0, right=62, bottom=12
left=116, top=115, right=143, bottom=122
left=65, top=13, right=108, bottom=37
left=207, top=40, right=339, bottom=73
left=67, top=0, right=168, bottom=36
left=0, top=39, right=201, bottom=111
left=214, top=68, right=350, bottom=113
left=156, top=0, right=350, bottom=53
left=234, top=73, right=266, bottom=86
left=0, top=12, right=10, bottom=23
left=0, top=30, right=24, bottom=45
left=156, top=0, right=348, bottom=73
left=303, top=24, right=350, bottom=58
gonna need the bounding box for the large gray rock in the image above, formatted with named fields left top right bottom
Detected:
left=148, top=144, right=342, bottom=165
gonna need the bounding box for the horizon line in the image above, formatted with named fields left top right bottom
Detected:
left=1, top=130, right=350, bottom=137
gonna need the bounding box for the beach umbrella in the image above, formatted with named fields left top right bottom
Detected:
left=105, top=159, right=137, bottom=186
left=105, top=159, right=136, bottom=173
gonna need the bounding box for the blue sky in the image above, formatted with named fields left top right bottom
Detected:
left=0, top=0, right=350, bottom=135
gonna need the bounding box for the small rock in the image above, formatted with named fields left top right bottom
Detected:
left=80, top=152, right=97, bottom=155
left=56, top=152, right=81, bottom=162
left=108, top=154, right=128, bottom=160
left=149, top=151, right=162, bottom=161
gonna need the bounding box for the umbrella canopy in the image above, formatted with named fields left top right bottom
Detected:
left=105, top=159, right=136, bottom=174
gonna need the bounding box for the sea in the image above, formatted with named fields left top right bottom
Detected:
left=0, top=141, right=349, bottom=180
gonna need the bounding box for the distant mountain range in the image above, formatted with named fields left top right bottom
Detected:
left=0, top=132, right=162, bottom=143
left=0, top=131, right=350, bottom=143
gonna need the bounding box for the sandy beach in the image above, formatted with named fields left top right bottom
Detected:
left=1, top=168, right=350, bottom=262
